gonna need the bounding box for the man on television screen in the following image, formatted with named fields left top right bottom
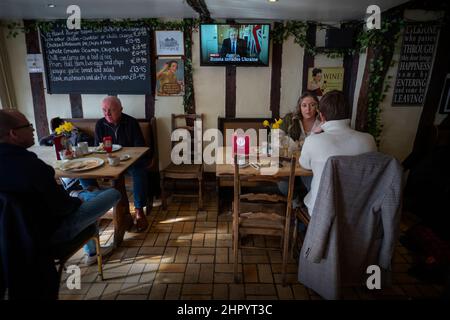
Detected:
left=220, top=27, right=247, bottom=59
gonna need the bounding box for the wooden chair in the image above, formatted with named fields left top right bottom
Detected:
left=160, top=114, right=204, bottom=210
left=232, top=155, right=296, bottom=285
left=53, top=224, right=104, bottom=282
left=291, top=205, right=311, bottom=259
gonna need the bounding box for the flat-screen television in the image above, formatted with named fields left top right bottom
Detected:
left=200, top=23, right=270, bottom=66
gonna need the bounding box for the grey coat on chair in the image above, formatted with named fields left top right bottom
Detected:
left=298, top=152, right=403, bottom=300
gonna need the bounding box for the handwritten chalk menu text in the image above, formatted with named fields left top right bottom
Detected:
left=41, top=25, right=151, bottom=94
left=392, top=23, right=439, bottom=105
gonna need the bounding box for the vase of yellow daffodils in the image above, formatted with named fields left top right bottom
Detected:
left=262, top=119, right=284, bottom=155
left=54, top=121, right=75, bottom=160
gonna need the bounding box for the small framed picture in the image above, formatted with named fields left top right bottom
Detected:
left=155, top=30, right=185, bottom=56
left=438, top=74, right=450, bottom=114
left=156, top=58, right=184, bottom=96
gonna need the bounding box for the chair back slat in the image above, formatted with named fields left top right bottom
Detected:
left=170, top=113, right=204, bottom=163
left=232, top=155, right=296, bottom=284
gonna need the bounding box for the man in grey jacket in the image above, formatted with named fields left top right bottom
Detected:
left=297, top=91, right=402, bottom=299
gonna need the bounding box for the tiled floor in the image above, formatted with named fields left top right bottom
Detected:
left=58, top=181, right=446, bottom=300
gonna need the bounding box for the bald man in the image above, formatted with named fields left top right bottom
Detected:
left=0, top=109, right=121, bottom=267
left=79, top=96, right=149, bottom=231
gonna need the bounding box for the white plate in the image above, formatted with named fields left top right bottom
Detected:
left=89, top=144, right=122, bottom=153
left=60, top=157, right=104, bottom=172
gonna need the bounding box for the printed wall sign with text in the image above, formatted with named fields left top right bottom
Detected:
left=392, top=23, right=439, bottom=106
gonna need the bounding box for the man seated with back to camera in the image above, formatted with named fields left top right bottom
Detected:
left=78, top=96, right=149, bottom=232
left=0, top=109, right=121, bottom=267
left=299, top=90, right=377, bottom=216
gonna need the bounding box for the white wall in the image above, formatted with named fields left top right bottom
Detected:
left=3, top=28, right=34, bottom=126
left=280, top=36, right=304, bottom=117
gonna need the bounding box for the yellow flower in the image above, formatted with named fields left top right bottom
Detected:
left=276, top=118, right=283, bottom=125
left=263, top=120, right=270, bottom=127
left=272, top=123, right=280, bottom=129
left=55, top=127, right=63, bottom=135
left=63, top=121, right=74, bottom=132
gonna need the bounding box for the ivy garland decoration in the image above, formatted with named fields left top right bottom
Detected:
left=356, top=17, right=404, bottom=143
left=4, top=17, right=406, bottom=139
left=270, top=19, right=406, bottom=142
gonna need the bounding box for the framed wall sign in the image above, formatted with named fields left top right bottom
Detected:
left=392, top=23, right=439, bottom=106
left=307, top=67, right=344, bottom=97
left=438, top=74, right=450, bottom=114
left=155, top=30, right=185, bottom=56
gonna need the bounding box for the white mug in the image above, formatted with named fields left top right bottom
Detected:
left=108, top=155, right=120, bottom=166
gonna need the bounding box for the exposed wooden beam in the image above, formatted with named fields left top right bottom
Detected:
left=342, top=24, right=361, bottom=118
left=24, top=20, right=49, bottom=140
left=270, top=22, right=283, bottom=119
left=225, top=65, right=236, bottom=118
left=185, top=0, right=212, bottom=22
left=146, top=25, right=157, bottom=119
left=225, top=19, right=236, bottom=118
left=412, top=19, right=450, bottom=154
left=69, top=94, right=83, bottom=118
left=354, top=47, right=374, bottom=132
left=183, top=19, right=196, bottom=115
left=302, top=23, right=316, bottom=93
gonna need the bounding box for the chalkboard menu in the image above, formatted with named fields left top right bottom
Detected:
left=392, top=23, right=439, bottom=105
left=41, top=25, right=151, bottom=94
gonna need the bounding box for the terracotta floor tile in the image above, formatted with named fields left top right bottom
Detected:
left=215, top=248, right=228, bottom=264
left=214, top=273, right=236, bottom=284
left=213, top=284, right=229, bottom=300
left=154, top=272, right=184, bottom=284
left=101, top=283, right=123, bottom=298
left=116, top=294, right=148, bottom=300
left=159, top=263, right=187, bottom=273
left=243, top=264, right=258, bottom=283
left=182, top=284, right=213, bottom=295
left=120, top=283, right=152, bottom=295
left=245, top=284, right=277, bottom=296
left=192, top=233, right=205, bottom=247
left=257, top=264, right=274, bottom=283
left=161, top=247, right=178, bottom=263
left=190, top=247, right=215, bottom=255
left=184, top=264, right=201, bottom=283
left=175, top=247, right=190, bottom=263
left=165, top=284, right=182, bottom=300
left=85, top=283, right=107, bottom=300
left=292, top=284, right=310, bottom=300
left=229, top=284, right=245, bottom=300
left=199, top=264, right=215, bottom=283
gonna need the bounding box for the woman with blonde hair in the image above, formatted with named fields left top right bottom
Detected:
left=280, top=91, right=322, bottom=143
left=278, top=92, right=323, bottom=203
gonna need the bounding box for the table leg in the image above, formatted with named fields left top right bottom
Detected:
left=112, top=175, right=133, bottom=247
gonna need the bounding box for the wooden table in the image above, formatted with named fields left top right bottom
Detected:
left=29, top=146, right=149, bottom=247
left=215, top=147, right=312, bottom=211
